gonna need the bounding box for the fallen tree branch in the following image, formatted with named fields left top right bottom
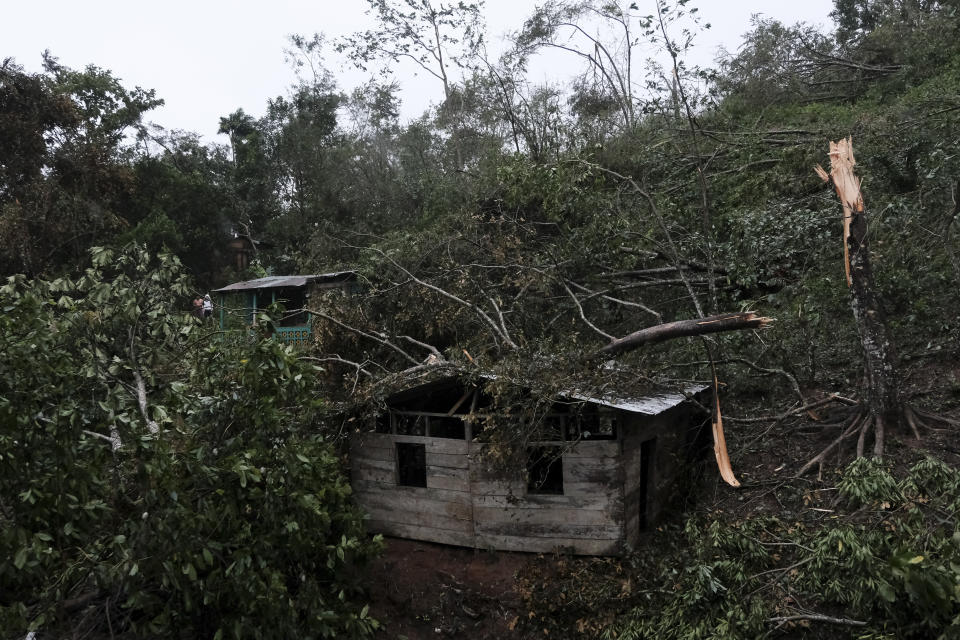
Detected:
left=598, top=312, right=773, bottom=356
left=300, top=355, right=377, bottom=378
left=399, top=335, right=444, bottom=359
left=369, top=246, right=519, bottom=350
left=561, top=279, right=616, bottom=341
left=798, top=412, right=866, bottom=476
left=309, top=308, right=420, bottom=366
left=565, top=279, right=662, bottom=322
left=82, top=429, right=122, bottom=450
left=132, top=369, right=159, bottom=435
left=728, top=394, right=848, bottom=425
left=769, top=613, right=867, bottom=628
left=128, top=327, right=158, bottom=436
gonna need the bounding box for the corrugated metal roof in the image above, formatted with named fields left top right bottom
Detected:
left=212, top=271, right=355, bottom=293
left=386, top=372, right=707, bottom=417
left=567, top=384, right=709, bottom=415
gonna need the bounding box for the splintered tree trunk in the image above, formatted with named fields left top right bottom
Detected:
left=846, top=190, right=901, bottom=454
left=817, top=138, right=902, bottom=456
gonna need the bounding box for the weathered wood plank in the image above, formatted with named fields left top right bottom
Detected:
left=427, top=452, right=469, bottom=469
left=352, top=461, right=469, bottom=489
left=563, top=481, right=621, bottom=498
left=369, top=520, right=476, bottom=548
left=472, top=493, right=621, bottom=512
left=469, top=479, right=526, bottom=496
left=469, top=477, right=622, bottom=499
left=467, top=441, right=620, bottom=458
left=469, top=464, right=522, bottom=482
left=351, top=432, right=396, bottom=450
left=426, top=464, right=469, bottom=480
left=359, top=504, right=474, bottom=533
left=473, top=506, right=617, bottom=527
left=398, top=436, right=469, bottom=455
left=351, top=446, right=395, bottom=462
left=352, top=465, right=395, bottom=485
left=354, top=491, right=471, bottom=520
left=427, top=473, right=470, bottom=492
left=565, top=457, right=620, bottom=484
left=352, top=445, right=468, bottom=469
left=363, top=509, right=473, bottom=533
left=555, top=442, right=621, bottom=458
left=352, top=457, right=396, bottom=473
left=624, top=512, right=640, bottom=548
left=474, top=533, right=621, bottom=556
left=475, top=521, right=622, bottom=539
left=353, top=433, right=469, bottom=455
left=352, top=484, right=471, bottom=505
left=468, top=456, right=620, bottom=479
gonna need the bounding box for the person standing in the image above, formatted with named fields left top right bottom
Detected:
left=202, top=294, right=213, bottom=320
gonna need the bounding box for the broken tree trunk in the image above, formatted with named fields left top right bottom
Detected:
left=597, top=311, right=772, bottom=356
left=814, top=138, right=905, bottom=459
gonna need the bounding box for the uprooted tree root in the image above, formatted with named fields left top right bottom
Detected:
left=799, top=404, right=960, bottom=477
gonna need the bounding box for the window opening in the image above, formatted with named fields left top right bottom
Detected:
left=275, top=287, right=308, bottom=326
left=396, top=443, right=426, bottom=487
left=568, top=405, right=618, bottom=441
left=527, top=446, right=563, bottom=495
left=429, top=416, right=465, bottom=439
left=395, top=413, right=426, bottom=436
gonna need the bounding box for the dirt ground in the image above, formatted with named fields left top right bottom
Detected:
left=364, top=537, right=529, bottom=639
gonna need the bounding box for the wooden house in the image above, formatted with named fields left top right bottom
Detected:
left=212, top=272, right=357, bottom=345
left=350, top=376, right=709, bottom=556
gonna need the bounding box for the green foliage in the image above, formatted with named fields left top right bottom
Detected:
left=124, top=132, right=237, bottom=288
left=837, top=457, right=903, bottom=506
left=515, top=456, right=960, bottom=639
left=0, top=55, right=162, bottom=277
left=0, top=245, right=380, bottom=638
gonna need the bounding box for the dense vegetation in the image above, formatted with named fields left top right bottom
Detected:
left=2, top=0, right=959, bottom=637
left=0, top=246, right=380, bottom=637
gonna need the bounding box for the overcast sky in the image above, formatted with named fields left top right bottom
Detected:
left=3, top=0, right=836, bottom=143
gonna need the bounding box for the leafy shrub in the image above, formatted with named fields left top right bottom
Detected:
left=516, top=456, right=960, bottom=640
left=0, top=245, right=381, bottom=638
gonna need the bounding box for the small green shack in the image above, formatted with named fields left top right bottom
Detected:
left=212, top=272, right=357, bottom=345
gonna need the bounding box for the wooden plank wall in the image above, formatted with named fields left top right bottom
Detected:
left=470, top=440, right=625, bottom=556
left=351, top=433, right=631, bottom=555
left=350, top=433, right=475, bottom=548
left=621, top=407, right=687, bottom=549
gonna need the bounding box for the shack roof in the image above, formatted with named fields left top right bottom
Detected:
left=567, top=385, right=708, bottom=415
left=212, top=271, right=356, bottom=293
left=385, top=373, right=707, bottom=417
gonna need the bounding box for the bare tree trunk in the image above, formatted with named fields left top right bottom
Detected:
left=846, top=196, right=901, bottom=451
